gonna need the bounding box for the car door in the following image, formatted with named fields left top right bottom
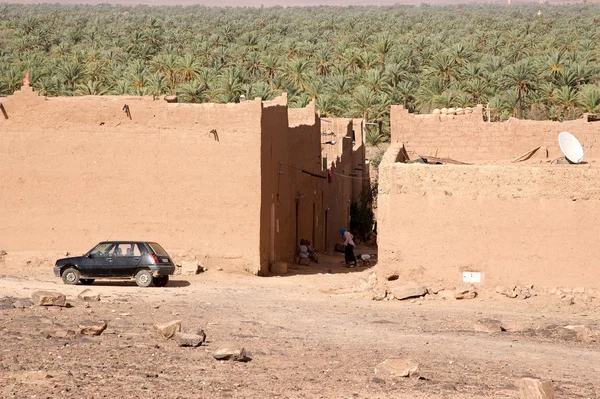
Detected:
left=111, top=243, right=142, bottom=276
left=80, top=243, right=115, bottom=277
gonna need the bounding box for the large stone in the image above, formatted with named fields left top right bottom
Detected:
left=78, top=289, right=100, bottom=302
left=213, top=344, right=251, bottom=362
left=390, top=285, right=427, bottom=300
left=518, top=378, right=556, bottom=399
left=154, top=320, right=182, bottom=339
left=79, top=321, right=107, bottom=336
left=31, top=291, right=67, bottom=307
left=474, top=319, right=503, bottom=334
left=180, top=260, right=201, bottom=275
left=374, top=358, right=420, bottom=378
left=174, top=331, right=206, bottom=347
left=454, top=284, right=477, bottom=300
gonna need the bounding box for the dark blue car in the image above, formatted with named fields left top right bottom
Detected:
left=54, top=241, right=176, bottom=287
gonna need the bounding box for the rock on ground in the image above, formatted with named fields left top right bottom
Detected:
left=79, top=321, right=107, bottom=336
left=502, top=321, right=534, bottom=332
left=213, top=345, right=251, bottom=362
left=52, top=329, right=77, bottom=339
left=518, top=377, right=556, bottom=399
left=474, top=319, right=503, bottom=334
left=78, top=289, right=100, bottom=302
left=174, top=332, right=206, bottom=347
left=31, top=291, right=67, bottom=307
left=374, top=358, right=420, bottom=378
left=154, top=320, right=182, bottom=339
left=390, top=285, right=427, bottom=300
left=180, top=260, right=201, bottom=275
left=12, top=299, right=33, bottom=309
left=563, top=325, right=597, bottom=343
left=454, top=284, right=477, bottom=300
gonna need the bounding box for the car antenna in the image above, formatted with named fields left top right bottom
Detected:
left=106, top=231, right=114, bottom=241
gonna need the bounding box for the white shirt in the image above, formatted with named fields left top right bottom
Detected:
left=343, top=231, right=355, bottom=247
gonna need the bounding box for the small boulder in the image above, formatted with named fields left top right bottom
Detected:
left=174, top=331, right=206, bottom=347
left=53, top=329, right=77, bottom=339
left=154, top=320, right=182, bottom=339
left=474, top=318, right=503, bottom=334
left=180, top=260, right=201, bottom=275
left=371, top=290, right=387, bottom=301
left=375, top=358, right=419, bottom=378
left=454, top=285, right=477, bottom=300
left=213, top=344, right=251, bottom=362
left=563, top=325, right=596, bottom=343
left=0, top=250, right=7, bottom=257
left=390, top=285, right=427, bottom=300
left=13, top=299, right=33, bottom=309
left=78, top=289, right=100, bottom=302
left=427, top=285, right=443, bottom=295
left=79, top=321, right=107, bottom=336
left=31, top=291, right=67, bottom=307
left=518, top=377, right=556, bottom=399
left=502, top=321, right=534, bottom=333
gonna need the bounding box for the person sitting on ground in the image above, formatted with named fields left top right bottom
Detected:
left=339, top=228, right=357, bottom=267
left=306, top=240, right=319, bottom=263
left=298, top=239, right=310, bottom=265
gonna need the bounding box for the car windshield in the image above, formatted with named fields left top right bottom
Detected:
left=87, top=243, right=114, bottom=256
left=148, top=243, right=169, bottom=257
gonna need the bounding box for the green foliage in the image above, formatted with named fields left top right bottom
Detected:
left=2, top=3, right=600, bottom=124
left=350, top=187, right=375, bottom=241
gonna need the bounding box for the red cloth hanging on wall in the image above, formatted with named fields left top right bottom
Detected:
left=328, top=168, right=333, bottom=183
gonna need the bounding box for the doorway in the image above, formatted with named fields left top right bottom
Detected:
left=295, top=201, right=300, bottom=252
left=312, top=202, right=316, bottom=247
left=324, top=209, right=329, bottom=252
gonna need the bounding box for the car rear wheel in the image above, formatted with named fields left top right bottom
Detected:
left=80, top=279, right=95, bottom=285
left=62, top=268, right=80, bottom=285
left=153, top=275, right=169, bottom=287
left=135, top=270, right=153, bottom=287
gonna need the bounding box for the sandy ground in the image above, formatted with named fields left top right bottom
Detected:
left=1, top=252, right=599, bottom=399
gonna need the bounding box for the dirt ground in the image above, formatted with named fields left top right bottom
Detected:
left=1, top=251, right=599, bottom=399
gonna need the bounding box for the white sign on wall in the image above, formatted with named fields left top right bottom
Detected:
left=462, top=271, right=482, bottom=283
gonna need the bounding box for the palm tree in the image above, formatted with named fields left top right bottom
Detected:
left=351, top=87, right=381, bottom=121
left=374, top=34, right=394, bottom=72
left=578, top=85, right=600, bottom=114
left=285, top=58, right=311, bottom=92
left=56, top=61, right=86, bottom=91
left=501, top=60, right=538, bottom=118
left=152, top=53, right=179, bottom=95
left=75, top=80, right=107, bottom=95
left=177, top=79, right=208, bottom=103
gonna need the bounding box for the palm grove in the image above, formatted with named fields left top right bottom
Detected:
left=1, top=3, right=600, bottom=144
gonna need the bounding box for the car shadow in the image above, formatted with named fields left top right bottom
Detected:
left=82, top=279, right=190, bottom=288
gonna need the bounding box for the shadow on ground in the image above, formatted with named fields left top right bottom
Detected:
left=81, top=279, right=191, bottom=288
left=274, top=245, right=378, bottom=277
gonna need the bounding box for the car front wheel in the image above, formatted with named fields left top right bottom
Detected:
left=153, top=275, right=169, bottom=287
left=135, top=270, right=153, bottom=287
left=62, top=268, right=80, bottom=285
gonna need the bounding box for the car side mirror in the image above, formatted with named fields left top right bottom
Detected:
left=87, top=254, right=93, bottom=259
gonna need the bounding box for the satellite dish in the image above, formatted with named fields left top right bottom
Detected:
left=558, top=131, right=585, bottom=164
